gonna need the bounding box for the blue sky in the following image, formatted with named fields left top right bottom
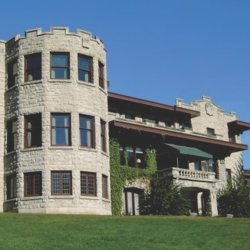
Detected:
left=1, top=0, right=250, bottom=167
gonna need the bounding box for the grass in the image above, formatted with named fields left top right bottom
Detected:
left=0, top=214, right=250, bottom=250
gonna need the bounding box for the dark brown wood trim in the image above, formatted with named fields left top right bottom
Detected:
left=108, top=92, right=200, bottom=117
left=113, top=120, right=248, bottom=151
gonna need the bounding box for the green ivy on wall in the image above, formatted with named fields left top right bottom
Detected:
left=110, top=139, right=157, bottom=215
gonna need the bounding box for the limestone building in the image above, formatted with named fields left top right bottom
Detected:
left=0, top=27, right=110, bottom=214
left=0, top=27, right=249, bottom=215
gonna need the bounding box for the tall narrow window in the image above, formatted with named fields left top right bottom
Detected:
left=25, top=53, right=42, bottom=81
left=100, top=119, right=106, bottom=152
left=6, top=175, right=16, bottom=200
left=51, top=113, right=71, bottom=146
left=51, top=171, right=72, bottom=195
left=81, top=172, right=96, bottom=196
left=78, top=55, right=93, bottom=82
left=24, top=114, right=42, bottom=148
left=51, top=52, right=70, bottom=79
left=98, top=61, right=104, bottom=88
left=7, top=119, right=17, bottom=152
left=7, top=59, right=18, bottom=88
left=24, top=172, right=42, bottom=197
left=79, top=115, right=95, bottom=148
left=102, top=174, right=108, bottom=199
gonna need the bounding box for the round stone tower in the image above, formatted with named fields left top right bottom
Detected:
left=4, top=27, right=111, bottom=214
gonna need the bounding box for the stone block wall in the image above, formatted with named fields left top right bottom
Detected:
left=0, top=41, right=5, bottom=212
left=3, top=27, right=111, bottom=214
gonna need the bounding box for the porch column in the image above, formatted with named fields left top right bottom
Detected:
left=210, top=191, right=218, bottom=216
left=197, top=192, right=203, bottom=216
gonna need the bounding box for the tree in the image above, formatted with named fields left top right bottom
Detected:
left=217, top=167, right=250, bottom=217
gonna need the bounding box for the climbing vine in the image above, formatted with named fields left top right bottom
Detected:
left=110, top=138, right=124, bottom=216
left=110, top=139, right=157, bottom=215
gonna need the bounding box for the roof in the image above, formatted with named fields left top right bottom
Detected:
left=108, top=92, right=200, bottom=118
left=112, top=120, right=248, bottom=155
left=228, top=120, right=250, bottom=134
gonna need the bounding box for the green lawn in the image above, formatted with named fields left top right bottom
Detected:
left=0, top=214, right=249, bottom=250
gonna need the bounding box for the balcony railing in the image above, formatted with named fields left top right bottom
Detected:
left=161, top=167, right=216, bottom=182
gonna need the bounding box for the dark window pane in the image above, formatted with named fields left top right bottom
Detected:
left=99, top=61, right=104, bottom=88
left=25, top=53, right=41, bottom=81
left=7, top=119, right=17, bottom=152
left=7, top=59, right=18, bottom=88
left=24, top=172, right=42, bottom=197
left=24, top=114, right=42, bottom=148
left=7, top=175, right=16, bottom=199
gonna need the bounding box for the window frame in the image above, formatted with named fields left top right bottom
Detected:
left=24, top=53, right=42, bottom=82
left=102, top=174, right=108, bottom=199
left=7, top=58, right=18, bottom=88
left=51, top=171, right=72, bottom=195
left=51, top=113, right=71, bottom=146
left=50, top=52, right=70, bottom=79
left=24, top=171, right=42, bottom=197
left=79, top=115, right=95, bottom=148
left=100, top=119, right=107, bottom=152
left=98, top=61, right=105, bottom=89
left=80, top=171, right=97, bottom=196
left=24, top=113, right=42, bottom=148
left=78, top=54, right=93, bottom=83
left=7, top=119, right=18, bottom=153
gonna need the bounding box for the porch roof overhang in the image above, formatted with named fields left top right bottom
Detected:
left=112, top=120, right=248, bottom=156
left=108, top=92, right=200, bottom=118
left=228, top=120, right=250, bottom=134
left=165, top=143, right=213, bottom=159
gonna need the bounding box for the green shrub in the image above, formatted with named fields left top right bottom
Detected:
left=140, top=175, right=190, bottom=215
left=218, top=168, right=250, bottom=217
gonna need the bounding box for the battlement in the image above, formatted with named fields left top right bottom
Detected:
left=6, top=27, right=104, bottom=47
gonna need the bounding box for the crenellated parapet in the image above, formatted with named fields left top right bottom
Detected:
left=5, top=27, right=105, bottom=57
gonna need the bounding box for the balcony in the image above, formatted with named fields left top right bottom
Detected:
left=161, top=167, right=216, bottom=182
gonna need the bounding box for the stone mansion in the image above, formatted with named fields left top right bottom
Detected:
left=0, top=27, right=249, bottom=215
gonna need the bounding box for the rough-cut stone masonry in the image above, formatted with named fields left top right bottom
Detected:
left=0, top=41, right=5, bottom=212
left=2, top=27, right=111, bottom=214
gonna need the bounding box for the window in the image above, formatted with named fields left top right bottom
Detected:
left=51, top=171, right=72, bottom=195
left=120, top=146, right=145, bottom=168
left=207, top=128, right=215, bottom=136
left=51, top=113, right=71, bottom=146
left=102, top=175, right=108, bottom=199
left=25, top=53, right=41, bottom=81
left=24, top=114, right=42, bottom=148
left=226, top=169, right=232, bottom=182
left=80, top=172, right=96, bottom=196
left=6, top=175, right=16, bottom=200
left=98, top=61, right=104, bottom=88
left=100, top=119, right=106, bottom=152
left=7, top=119, right=17, bottom=152
left=79, top=115, right=95, bottom=148
left=78, top=55, right=93, bottom=82
left=51, top=52, right=70, bottom=79
left=7, top=59, right=18, bottom=88
left=24, top=172, right=42, bottom=197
